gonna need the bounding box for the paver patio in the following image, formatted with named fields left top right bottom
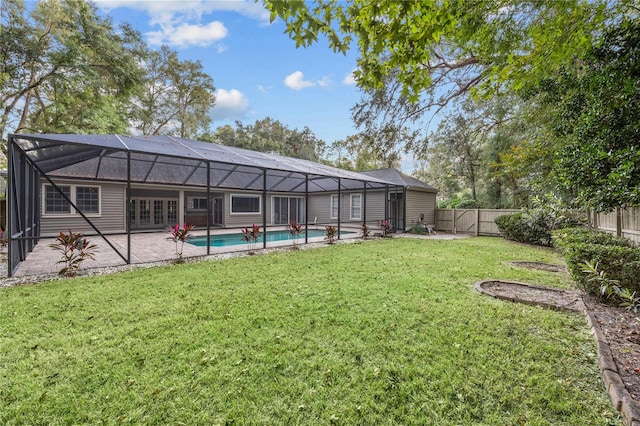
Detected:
left=11, top=227, right=362, bottom=277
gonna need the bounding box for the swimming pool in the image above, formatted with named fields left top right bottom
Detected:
left=187, top=229, right=354, bottom=247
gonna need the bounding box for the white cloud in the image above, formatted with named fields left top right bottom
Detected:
left=257, top=85, right=272, bottom=93
left=95, top=0, right=270, bottom=22
left=284, top=71, right=315, bottom=90
left=317, top=76, right=332, bottom=87
left=343, top=70, right=357, bottom=86
left=147, top=21, right=228, bottom=47
left=211, top=89, right=249, bottom=120
left=94, top=0, right=270, bottom=48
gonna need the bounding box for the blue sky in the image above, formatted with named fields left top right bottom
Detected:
left=95, top=0, right=362, bottom=146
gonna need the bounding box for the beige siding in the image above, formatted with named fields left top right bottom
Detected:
left=405, top=190, right=436, bottom=229
left=308, top=190, right=387, bottom=226
left=223, top=191, right=269, bottom=228
left=364, top=191, right=386, bottom=225
left=41, top=181, right=126, bottom=236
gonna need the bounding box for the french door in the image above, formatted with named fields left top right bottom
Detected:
left=129, top=198, right=178, bottom=230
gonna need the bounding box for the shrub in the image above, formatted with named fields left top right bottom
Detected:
left=361, top=223, right=371, bottom=239
left=408, top=224, right=427, bottom=235
left=288, top=221, right=303, bottom=249
left=552, top=227, right=633, bottom=251
left=167, top=223, right=195, bottom=263
left=49, top=229, right=97, bottom=277
left=494, top=212, right=529, bottom=243
left=377, top=219, right=392, bottom=237
left=241, top=224, right=262, bottom=253
left=325, top=225, right=338, bottom=244
left=454, top=198, right=479, bottom=209
left=494, top=195, right=587, bottom=246
left=563, top=243, right=640, bottom=295
left=582, top=261, right=640, bottom=312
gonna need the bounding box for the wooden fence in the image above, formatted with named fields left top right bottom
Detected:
left=592, top=206, right=640, bottom=244
left=435, top=206, right=640, bottom=243
left=435, top=209, right=519, bottom=236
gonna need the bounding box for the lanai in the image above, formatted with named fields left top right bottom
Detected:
left=7, top=134, right=401, bottom=276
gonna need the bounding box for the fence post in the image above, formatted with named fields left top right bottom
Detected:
left=452, top=209, right=456, bottom=234
left=616, top=207, right=622, bottom=237
left=475, top=209, right=480, bottom=236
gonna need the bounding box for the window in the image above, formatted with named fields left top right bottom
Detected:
left=43, top=184, right=100, bottom=215
left=350, top=194, right=362, bottom=220
left=76, top=186, right=99, bottom=213
left=330, top=194, right=339, bottom=219
left=187, top=197, right=208, bottom=210
left=45, top=185, right=71, bottom=214
left=231, top=194, right=261, bottom=214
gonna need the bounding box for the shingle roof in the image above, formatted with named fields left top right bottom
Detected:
left=360, top=169, right=437, bottom=192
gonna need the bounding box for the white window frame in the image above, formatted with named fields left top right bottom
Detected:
left=187, top=196, right=208, bottom=211
left=230, top=194, right=262, bottom=215
left=42, top=183, right=101, bottom=217
left=330, top=194, right=339, bottom=219
left=350, top=193, right=362, bottom=221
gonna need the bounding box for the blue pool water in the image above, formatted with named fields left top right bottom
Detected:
left=187, top=229, right=354, bottom=247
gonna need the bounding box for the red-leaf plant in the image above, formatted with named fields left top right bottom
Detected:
left=241, top=224, right=262, bottom=254
left=325, top=225, right=338, bottom=245
left=167, top=223, right=195, bottom=263
left=288, top=220, right=304, bottom=249
left=48, top=229, right=97, bottom=277
left=377, top=219, right=392, bottom=237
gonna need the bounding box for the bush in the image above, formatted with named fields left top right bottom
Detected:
left=494, top=195, right=587, bottom=246
left=552, top=227, right=633, bottom=251
left=494, top=212, right=529, bottom=243
left=454, top=198, right=479, bottom=209
left=563, top=243, right=640, bottom=295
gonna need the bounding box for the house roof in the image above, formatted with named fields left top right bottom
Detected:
left=8, top=134, right=395, bottom=193
left=360, top=169, right=437, bottom=193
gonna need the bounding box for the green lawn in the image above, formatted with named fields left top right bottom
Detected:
left=0, top=237, right=620, bottom=425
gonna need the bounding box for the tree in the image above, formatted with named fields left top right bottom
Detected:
left=0, top=0, right=144, bottom=140
left=132, top=45, right=215, bottom=138
left=265, top=0, right=633, bottom=154
left=327, top=133, right=401, bottom=171
left=547, top=19, right=640, bottom=211
left=204, top=118, right=327, bottom=162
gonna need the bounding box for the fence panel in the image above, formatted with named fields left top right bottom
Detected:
left=594, top=207, right=640, bottom=244
left=435, top=209, right=518, bottom=236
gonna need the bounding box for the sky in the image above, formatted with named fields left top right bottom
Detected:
left=94, top=0, right=363, bottom=148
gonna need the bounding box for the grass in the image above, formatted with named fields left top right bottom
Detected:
left=0, top=237, right=620, bottom=425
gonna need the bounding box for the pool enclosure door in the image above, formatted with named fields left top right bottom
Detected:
left=272, top=196, right=305, bottom=225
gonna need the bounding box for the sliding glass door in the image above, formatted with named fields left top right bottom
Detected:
left=272, top=196, right=305, bottom=225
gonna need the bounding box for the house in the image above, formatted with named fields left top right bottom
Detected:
left=6, top=134, right=437, bottom=275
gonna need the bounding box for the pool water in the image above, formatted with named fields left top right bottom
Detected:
left=187, top=229, right=354, bottom=247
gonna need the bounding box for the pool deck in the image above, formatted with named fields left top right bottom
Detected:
left=11, top=226, right=362, bottom=277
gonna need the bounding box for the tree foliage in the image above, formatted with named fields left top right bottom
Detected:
left=0, top=0, right=144, bottom=139
left=203, top=117, right=327, bottom=162
left=328, top=133, right=400, bottom=171
left=547, top=18, right=640, bottom=211
left=265, top=0, right=627, bottom=116
left=132, top=45, right=215, bottom=138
